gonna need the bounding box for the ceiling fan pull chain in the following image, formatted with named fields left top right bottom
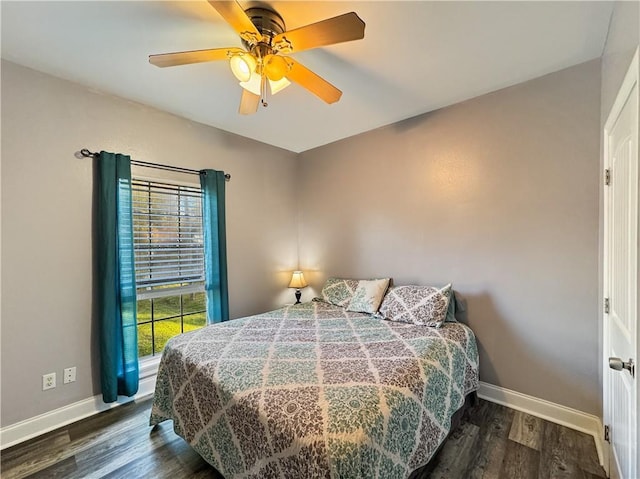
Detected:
left=261, top=74, right=268, bottom=107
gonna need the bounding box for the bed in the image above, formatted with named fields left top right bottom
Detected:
left=150, top=299, right=479, bottom=478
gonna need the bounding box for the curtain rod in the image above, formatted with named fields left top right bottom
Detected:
left=80, top=149, right=231, bottom=181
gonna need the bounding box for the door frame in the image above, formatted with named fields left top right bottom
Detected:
left=602, top=46, right=639, bottom=479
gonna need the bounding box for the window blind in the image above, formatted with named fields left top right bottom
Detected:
left=132, top=179, right=205, bottom=290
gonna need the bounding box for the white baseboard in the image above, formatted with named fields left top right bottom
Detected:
left=477, top=381, right=605, bottom=467
left=0, top=375, right=157, bottom=450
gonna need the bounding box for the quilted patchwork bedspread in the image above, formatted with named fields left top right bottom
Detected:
left=150, top=300, right=479, bottom=479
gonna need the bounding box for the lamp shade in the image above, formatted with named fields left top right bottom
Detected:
left=264, top=55, right=290, bottom=81
left=288, top=271, right=308, bottom=289
left=269, top=77, right=291, bottom=95
left=239, top=72, right=262, bottom=96
left=229, top=53, right=256, bottom=82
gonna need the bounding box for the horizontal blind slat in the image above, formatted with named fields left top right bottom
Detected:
left=134, top=257, right=204, bottom=264
left=136, top=268, right=204, bottom=276
left=136, top=279, right=204, bottom=287
left=133, top=256, right=204, bottom=264
left=134, top=248, right=202, bottom=253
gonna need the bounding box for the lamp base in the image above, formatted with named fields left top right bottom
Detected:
left=294, top=289, right=302, bottom=304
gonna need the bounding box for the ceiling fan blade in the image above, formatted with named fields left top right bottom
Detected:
left=208, top=1, right=262, bottom=43
left=149, top=47, right=243, bottom=67
left=286, top=58, right=342, bottom=104
left=273, top=12, right=365, bottom=53
left=239, top=88, right=260, bottom=115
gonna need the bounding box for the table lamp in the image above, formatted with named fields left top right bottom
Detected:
left=288, top=271, right=308, bottom=304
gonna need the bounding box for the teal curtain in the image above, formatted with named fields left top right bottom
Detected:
left=97, top=151, right=139, bottom=403
left=199, top=170, right=229, bottom=323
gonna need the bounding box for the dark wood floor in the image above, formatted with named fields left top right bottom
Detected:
left=1, top=397, right=606, bottom=479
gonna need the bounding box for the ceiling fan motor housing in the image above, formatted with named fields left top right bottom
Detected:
left=242, top=7, right=286, bottom=55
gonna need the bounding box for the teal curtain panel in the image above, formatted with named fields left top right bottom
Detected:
left=199, top=169, right=229, bottom=323
left=97, top=151, right=139, bottom=403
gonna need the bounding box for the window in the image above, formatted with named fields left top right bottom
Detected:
left=132, top=178, right=207, bottom=357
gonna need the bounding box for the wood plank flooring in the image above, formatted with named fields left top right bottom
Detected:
left=1, top=398, right=606, bottom=479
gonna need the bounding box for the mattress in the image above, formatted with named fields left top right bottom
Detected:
left=150, top=299, right=479, bottom=478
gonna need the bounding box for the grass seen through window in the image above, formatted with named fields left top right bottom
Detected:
left=137, top=292, right=206, bottom=357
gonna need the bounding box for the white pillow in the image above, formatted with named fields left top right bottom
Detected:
left=346, top=278, right=391, bottom=314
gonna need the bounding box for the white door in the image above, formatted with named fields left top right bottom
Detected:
left=603, top=48, right=639, bottom=479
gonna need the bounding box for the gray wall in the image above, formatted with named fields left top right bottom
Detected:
left=1, top=60, right=299, bottom=426
left=598, top=1, right=639, bottom=414
left=298, top=60, right=602, bottom=415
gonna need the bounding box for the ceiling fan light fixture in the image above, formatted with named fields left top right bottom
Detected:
left=264, top=55, right=290, bottom=81
left=239, top=72, right=262, bottom=96
left=229, top=53, right=256, bottom=82
left=269, top=77, right=291, bottom=95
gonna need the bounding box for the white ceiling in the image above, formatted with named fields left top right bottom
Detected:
left=1, top=1, right=613, bottom=153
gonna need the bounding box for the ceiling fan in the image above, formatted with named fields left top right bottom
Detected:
left=149, top=1, right=365, bottom=115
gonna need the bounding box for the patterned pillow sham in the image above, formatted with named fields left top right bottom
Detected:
left=346, top=278, right=391, bottom=314
left=445, top=290, right=457, bottom=322
left=379, top=284, right=452, bottom=327
left=321, top=277, right=360, bottom=307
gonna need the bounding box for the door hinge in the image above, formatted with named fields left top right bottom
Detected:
left=604, top=297, right=610, bottom=314
left=604, top=425, right=610, bottom=443
left=605, top=169, right=611, bottom=186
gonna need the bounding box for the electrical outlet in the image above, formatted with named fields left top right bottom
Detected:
left=63, top=367, right=76, bottom=384
left=42, top=372, right=56, bottom=390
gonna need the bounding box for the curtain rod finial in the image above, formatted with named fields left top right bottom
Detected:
left=80, top=148, right=98, bottom=158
